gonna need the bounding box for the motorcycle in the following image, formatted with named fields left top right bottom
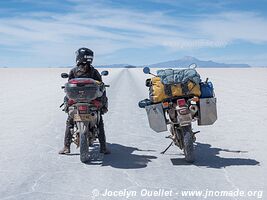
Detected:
left=139, top=65, right=217, bottom=163
left=60, top=71, right=109, bottom=163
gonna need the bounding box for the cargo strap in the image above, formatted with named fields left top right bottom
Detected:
left=184, top=81, right=198, bottom=95
left=189, top=82, right=197, bottom=94
left=181, top=83, right=189, bottom=94
left=164, top=84, right=173, bottom=97
left=164, top=81, right=199, bottom=97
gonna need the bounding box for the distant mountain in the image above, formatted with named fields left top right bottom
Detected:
left=56, top=64, right=135, bottom=68
left=59, top=56, right=250, bottom=68
left=95, top=64, right=130, bottom=68
left=147, top=56, right=250, bottom=68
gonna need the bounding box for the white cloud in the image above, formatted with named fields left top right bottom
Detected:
left=197, top=12, right=267, bottom=43
left=0, top=1, right=267, bottom=66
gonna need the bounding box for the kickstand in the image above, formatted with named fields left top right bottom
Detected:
left=161, top=142, right=173, bottom=154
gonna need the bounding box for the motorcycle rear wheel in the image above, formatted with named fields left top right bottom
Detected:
left=77, top=122, right=89, bottom=163
left=183, top=126, right=195, bottom=163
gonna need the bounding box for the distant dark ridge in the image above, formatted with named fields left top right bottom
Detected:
left=124, top=65, right=137, bottom=68
left=147, top=56, right=250, bottom=68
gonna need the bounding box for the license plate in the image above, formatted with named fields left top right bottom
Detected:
left=178, top=113, right=192, bottom=126
left=74, top=114, right=92, bottom=121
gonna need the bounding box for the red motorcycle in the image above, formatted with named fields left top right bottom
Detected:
left=60, top=71, right=109, bottom=163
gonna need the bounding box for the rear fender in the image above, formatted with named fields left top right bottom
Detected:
left=76, top=121, right=89, bottom=134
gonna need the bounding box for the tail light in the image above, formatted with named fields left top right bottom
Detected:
left=69, top=79, right=93, bottom=84
left=68, top=99, right=76, bottom=105
left=92, top=100, right=102, bottom=108
left=177, top=99, right=186, bottom=107
left=78, top=105, right=88, bottom=111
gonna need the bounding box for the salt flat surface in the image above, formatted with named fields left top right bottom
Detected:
left=0, top=68, right=266, bottom=200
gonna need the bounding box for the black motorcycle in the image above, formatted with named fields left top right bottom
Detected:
left=139, top=66, right=217, bottom=162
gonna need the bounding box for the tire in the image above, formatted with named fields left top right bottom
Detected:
left=78, top=122, right=89, bottom=163
left=183, top=126, right=195, bottom=163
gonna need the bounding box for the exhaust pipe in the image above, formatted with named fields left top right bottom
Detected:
left=189, top=105, right=198, bottom=115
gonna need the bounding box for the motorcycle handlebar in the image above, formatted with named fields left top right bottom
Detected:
left=105, top=85, right=110, bottom=87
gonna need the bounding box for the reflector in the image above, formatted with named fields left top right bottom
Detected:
left=162, top=102, right=169, bottom=108
left=78, top=105, right=88, bottom=111
left=191, top=97, right=199, bottom=102
left=68, top=99, right=76, bottom=105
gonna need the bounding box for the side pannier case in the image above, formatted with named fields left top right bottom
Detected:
left=145, top=103, right=167, bottom=133
left=198, top=97, right=217, bottom=125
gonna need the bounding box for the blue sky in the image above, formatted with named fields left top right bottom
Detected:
left=1, top=0, right=267, bottom=67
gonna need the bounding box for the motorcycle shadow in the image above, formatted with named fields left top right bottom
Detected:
left=171, top=142, right=260, bottom=168
left=87, top=143, right=157, bottom=169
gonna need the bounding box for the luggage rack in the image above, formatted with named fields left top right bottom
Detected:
left=161, top=94, right=196, bottom=103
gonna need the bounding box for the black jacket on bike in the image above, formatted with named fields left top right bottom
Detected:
left=67, top=65, right=108, bottom=112
left=68, top=65, right=102, bottom=82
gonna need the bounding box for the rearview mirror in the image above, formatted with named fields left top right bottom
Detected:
left=61, top=73, right=69, bottom=78
left=143, top=67, right=150, bottom=74
left=145, top=78, right=152, bottom=87
left=188, top=63, right=197, bottom=69
left=101, top=70, right=109, bottom=76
